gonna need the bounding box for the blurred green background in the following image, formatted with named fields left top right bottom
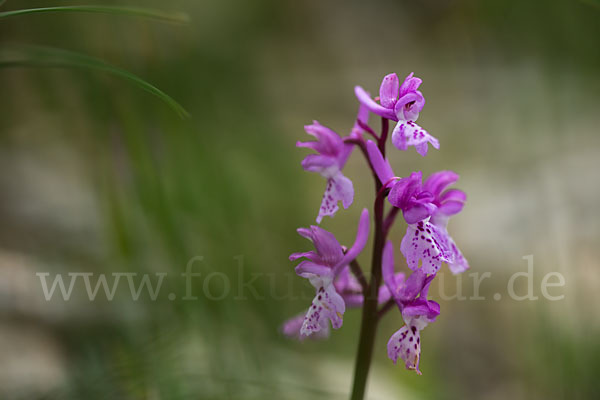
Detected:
left=1, top=0, right=599, bottom=399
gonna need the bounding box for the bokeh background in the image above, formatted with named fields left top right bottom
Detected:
left=1, top=0, right=599, bottom=399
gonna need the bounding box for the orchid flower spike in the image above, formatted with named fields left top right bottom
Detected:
left=355, top=73, right=439, bottom=156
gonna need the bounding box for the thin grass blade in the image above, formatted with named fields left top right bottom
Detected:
left=0, top=5, right=189, bottom=23
left=0, top=45, right=189, bottom=118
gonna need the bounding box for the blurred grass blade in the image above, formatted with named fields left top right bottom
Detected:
left=0, top=5, right=189, bottom=23
left=0, top=46, right=189, bottom=118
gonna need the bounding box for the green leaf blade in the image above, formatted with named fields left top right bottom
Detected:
left=0, top=45, right=190, bottom=119
left=0, top=5, right=189, bottom=24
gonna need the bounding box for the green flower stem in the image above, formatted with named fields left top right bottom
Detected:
left=349, top=188, right=386, bottom=400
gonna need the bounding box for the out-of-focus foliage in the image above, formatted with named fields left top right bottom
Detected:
left=0, top=0, right=599, bottom=399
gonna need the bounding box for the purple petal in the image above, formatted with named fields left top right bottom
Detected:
left=337, top=267, right=368, bottom=308
left=439, top=188, right=466, bottom=203
left=341, top=104, right=369, bottom=167
left=398, top=269, right=427, bottom=302
left=399, top=72, right=422, bottom=96
left=295, top=261, right=332, bottom=278
left=343, top=289, right=392, bottom=307
left=426, top=300, right=440, bottom=318
left=289, top=251, right=321, bottom=263
left=378, top=284, right=392, bottom=305
left=296, top=227, right=311, bottom=239
left=310, top=227, right=344, bottom=265
left=387, top=325, right=422, bottom=374
left=354, top=86, right=397, bottom=120
left=281, top=313, right=305, bottom=339
left=334, top=265, right=351, bottom=289
left=402, top=297, right=440, bottom=321
left=311, top=227, right=341, bottom=254
left=402, top=202, right=436, bottom=225
left=435, top=189, right=467, bottom=218
left=351, top=103, right=370, bottom=137
left=301, top=154, right=338, bottom=173
left=393, top=91, right=422, bottom=121
left=382, top=241, right=399, bottom=299
left=296, top=226, right=344, bottom=266
left=379, top=73, right=400, bottom=109
left=366, top=140, right=395, bottom=186
left=400, top=220, right=452, bottom=274
left=423, top=171, right=460, bottom=198
left=338, top=142, right=355, bottom=170
left=396, top=73, right=425, bottom=122
left=437, top=200, right=465, bottom=217
left=402, top=301, right=432, bottom=319
left=419, top=274, right=435, bottom=298
left=341, top=293, right=364, bottom=308
left=388, top=172, right=423, bottom=210
left=395, top=91, right=425, bottom=121
left=334, top=266, right=363, bottom=303
left=409, top=90, right=426, bottom=121
left=333, top=208, right=370, bottom=274
left=303, top=121, right=343, bottom=156
left=316, top=172, right=354, bottom=224
left=296, top=140, right=320, bottom=152
left=430, top=190, right=466, bottom=226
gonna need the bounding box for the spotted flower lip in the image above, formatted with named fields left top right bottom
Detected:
left=390, top=120, right=439, bottom=157
left=355, top=73, right=439, bottom=156
left=401, top=218, right=453, bottom=275
left=288, top=209, right=370, bottom=337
